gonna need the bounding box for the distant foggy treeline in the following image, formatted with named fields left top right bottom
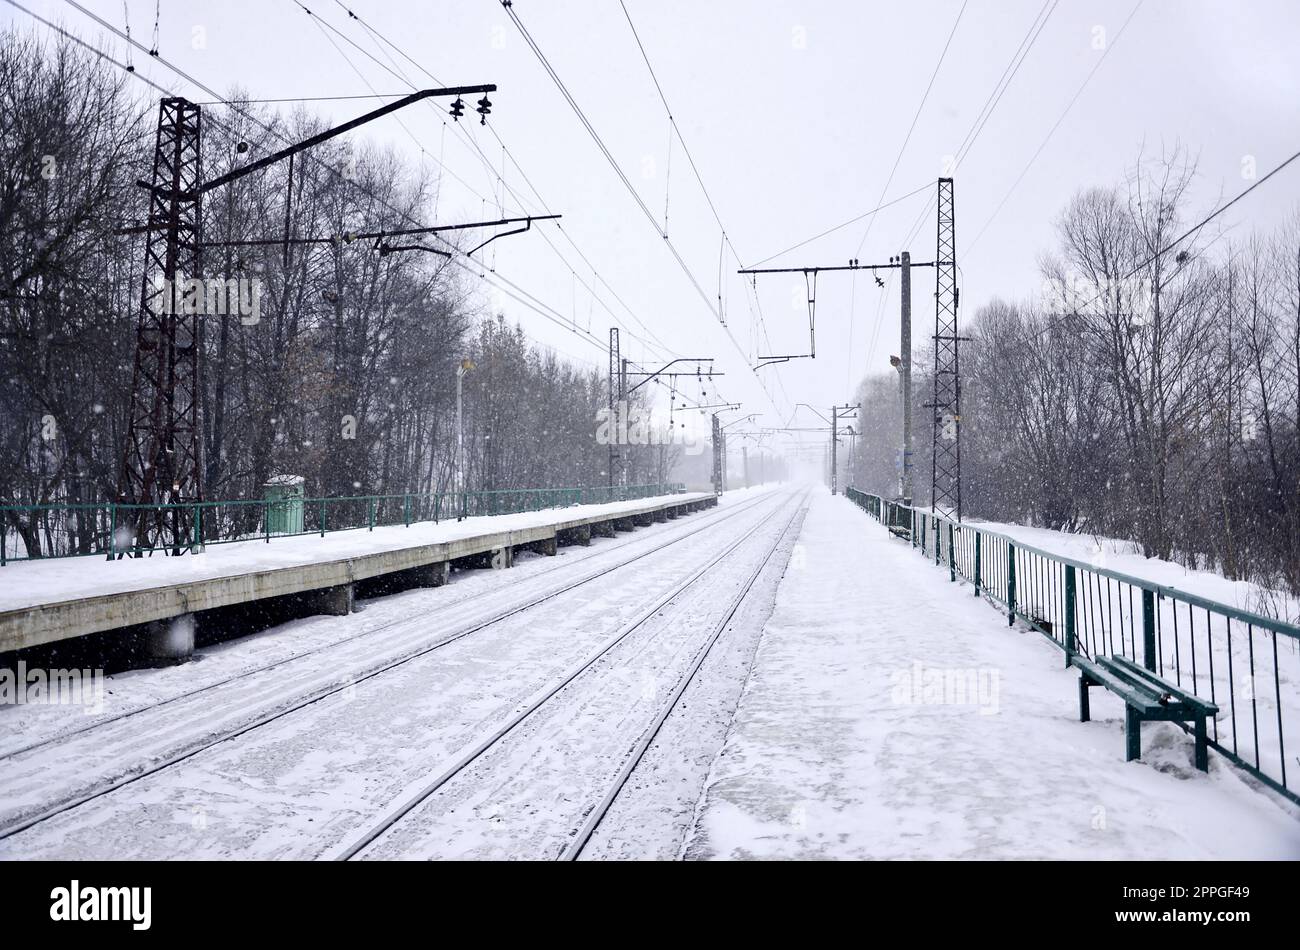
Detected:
left=1, top=32, right=680, bottom=555
left=851, top=149, right=1300, bottom=602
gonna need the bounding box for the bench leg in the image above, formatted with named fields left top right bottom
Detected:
left=1078, top=675, right=1091, bottom=723
left=1124, top=706, right=1142, bottom=762
left=1194, top=716, right=1208, bottom=772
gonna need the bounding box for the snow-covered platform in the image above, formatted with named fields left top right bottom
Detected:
left=0, top=491, right=716, bottom=655
left=687, top=490, right=1300, bottom=860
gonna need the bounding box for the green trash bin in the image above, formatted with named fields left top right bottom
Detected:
left=264, top=475, right=305, bottom=536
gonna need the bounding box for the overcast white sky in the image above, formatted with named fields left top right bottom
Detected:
left=8, top=0, right=1300, bottom=450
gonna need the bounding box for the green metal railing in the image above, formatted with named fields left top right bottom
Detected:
left=845, top=486, right=1300, bottom=806
left=0, top=483, right=685, bottom=565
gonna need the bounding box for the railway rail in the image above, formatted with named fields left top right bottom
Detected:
left=0, top=489, right=792, bottom=846
left=335, top=489, right=809, bottom=860
left=1, top=491, right=771, bottom=764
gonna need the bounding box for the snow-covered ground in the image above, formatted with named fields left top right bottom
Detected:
left=687, top=490, right=1300, bottom=860
left=949, top=514, right=1300, bottom=803
left=0, top=487, right=797, bottom=858
left=0, top=486, right=773, bottom=757
left=0, top=489, right=722, bottom=613
left=4, top=484, right=1294, bottom=860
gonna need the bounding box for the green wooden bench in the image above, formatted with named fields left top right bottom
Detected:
left=1070, top=653, right=1219, bottom=772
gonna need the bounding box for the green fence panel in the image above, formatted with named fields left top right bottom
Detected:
left=845, top=485, right=1300, bottom=806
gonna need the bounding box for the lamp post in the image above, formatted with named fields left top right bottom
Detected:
left=456, top=358, right=475, bottom=521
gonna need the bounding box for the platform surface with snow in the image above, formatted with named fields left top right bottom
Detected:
left=688, top=491, right=1300, bottom=860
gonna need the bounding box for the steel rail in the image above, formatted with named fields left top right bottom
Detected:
left=560, top=490, right=809, bottom=859
left=0, top=492, right=765, bottom=764
left=0, top=491, right=787, bottom=842
left=333, top=491, right=805, bottom=860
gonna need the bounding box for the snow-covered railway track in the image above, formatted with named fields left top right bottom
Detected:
left=335, top=489, right=809, bottom=861
left=1, top=491, right=774, bottom=765
left=560, top=494, right=807, bottom=860
left=0, top=490, right=789, bottom=846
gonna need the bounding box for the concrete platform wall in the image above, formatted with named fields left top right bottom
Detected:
left=0, top=493, right=718, bottom=656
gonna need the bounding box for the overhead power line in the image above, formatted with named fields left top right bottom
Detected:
left=498, top=1, right=778, bottom=417
left=35, top=0, right=661, bottom=379
left=1027, top=143, right=1300, bottom=339
left=612, top=0, right=784, bottom=410
left=898, top=0, right=1060, bottom=254
left=500, top=3, right=719, bottom=320
left=854, top=0, right=968, bottom=259
left=846, top=0, right=968, bottom=391
left=746, top=182, right=933, bottom=269
left=966, top=0, right=1146, bottom=254
left=303, top=1, right=759, bottom=412
left=194, top=92, right=412, bottom=104
left=862, top=0, right=1064, bottom=387
left=5, top=0, right=172, bottom=95
left=309, top=0, right=686, bottom=365
left=61, top=0, right=678, bottom=378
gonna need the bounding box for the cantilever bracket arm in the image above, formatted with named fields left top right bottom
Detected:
left=738, top=260, right=937, bottom=275
left=412, top=213, right=562, bottom=258
left=466, top=218, right=529, bottom=257
left=187, top=214, right=561, bottom=253
left=198, top=86, right=497, bottom=195
left=117, top=87, right=508, bottom=239
left=626, top=357, right=717, bottom=395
